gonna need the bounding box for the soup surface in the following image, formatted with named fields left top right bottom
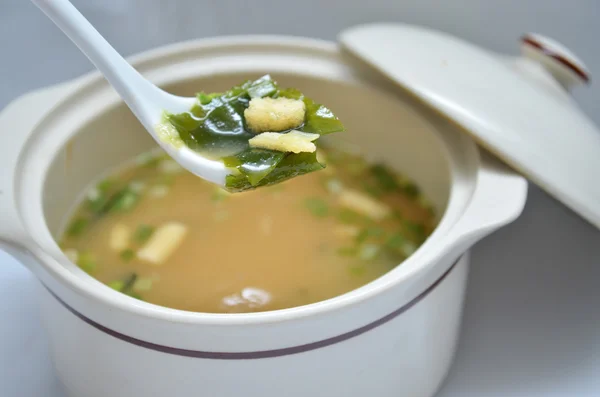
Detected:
left=60, top=146, right=436, bottom=313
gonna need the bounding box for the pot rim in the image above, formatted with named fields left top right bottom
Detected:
left=16, top=35, right=487, bottom=326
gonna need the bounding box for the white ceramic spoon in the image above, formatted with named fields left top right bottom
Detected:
left=31, top=0, right=229, bottom=186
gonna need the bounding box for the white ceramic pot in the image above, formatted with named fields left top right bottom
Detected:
left=0, top=36, right=527, bottom=397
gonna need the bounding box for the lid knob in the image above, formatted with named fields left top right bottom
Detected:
left=520, top=33, right=591, bottom=90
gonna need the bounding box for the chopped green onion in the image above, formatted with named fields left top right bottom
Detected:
left=426, top=205, right=436, bottom=217
left=133, top=277, right=154, bottom=292
left=337, top=208, right=370, bottom=225
left=359, top=243, right=381, bottom=261
left=304, top=197, right=329, bottom=218
left=66, top=217, right=89, bottom=237
left=347, top=162, right=366, bottom=175
left=86, top=197, right=108, bottom=213
left=63, top=248, right=79, bottom=263
left=370, top=164, right=400, bottom=192
left=121, top=273, right=138, bottom=293
left=402, top=241, right=417, bottom=257
left=127, top=292, right=143, bottom=300
left=362, top=182, right=384, bottom=198
left=400, top=180, right=420, bottom=198
left=108, top=280, right=125, bottom=291
left=129, top=181, right=146, bottom=194
left=86, top=187, right=109, bottom=213
left=154, top=174, right=175, bottom=186
left=111, top=189, right=139, bottom=211
left=393, top=210, right=405, bottom=221
left=386, top=233, right=407, bottom=250
left=99, top=187, right=140, bottom=213
left=148, top=185, right=170, bottom=198
left=337, top=246, right=358, bottom=257
left=97, top=178, right=114, bottom=192
left=403, top=221, right=425, bottom=234
left=120, top=249, right=136, bottom=262
left=85, top=178, right=114, bottom=212
left=348, top=265, right=366, bottom=276
left=76, top=252, right=96, bottom=274
left=323, top=178, right=344, bottom=194
left=356, top=227, right=385, bottom=243
left=403, top=220, right=426, bottom=242
left=134, top=225, right=154, bottom=244
left=417, top=195, right=429, bottom=208
left=109, top=274, right=143, bottom=300
left=368, top=227, right=385, bottom=237
left=386, top=233, right=418, bottom=257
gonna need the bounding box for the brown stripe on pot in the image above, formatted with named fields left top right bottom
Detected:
left=45, top=259, right=459, bottom=360
left=521, top=35, right=590, bottom=83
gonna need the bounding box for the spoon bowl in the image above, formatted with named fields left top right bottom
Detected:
left=31, top=0, right=230, bottom=185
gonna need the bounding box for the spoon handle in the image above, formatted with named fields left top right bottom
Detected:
left=31, top=0, right=171, bottom=127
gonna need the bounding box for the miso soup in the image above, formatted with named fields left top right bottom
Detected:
left=60, top=146, right=436, bottom=313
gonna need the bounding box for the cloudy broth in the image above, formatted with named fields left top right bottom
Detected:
left=60, top=146, right=436, bottom=313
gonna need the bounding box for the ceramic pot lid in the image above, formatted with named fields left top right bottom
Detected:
left=339, top=23, right=600, bottom=230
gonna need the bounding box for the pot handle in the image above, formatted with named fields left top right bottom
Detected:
left=0, top=83, right=72, bottom=262
left=520, top=33, right=591, bottom=91
left=440, top=151, right=528, bottom=257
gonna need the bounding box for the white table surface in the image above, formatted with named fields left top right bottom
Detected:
left=2, top=1, right=600, bottom=396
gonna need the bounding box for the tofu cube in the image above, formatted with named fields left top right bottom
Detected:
left=109, top=224, right=131, bottom=252
left=137, top=222, right=188, bottom=265
left=244, top=97, right=305, bottom=133
left=248, top=130, right=319, bottom=153
left=339, top=189, right=391, bottom=221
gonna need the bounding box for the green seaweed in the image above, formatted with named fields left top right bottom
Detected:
left=162, top=75, right=344, bottom=192
left=223, top=149, right=286, bottom=187
left=224, top=152, right=325, bottom=192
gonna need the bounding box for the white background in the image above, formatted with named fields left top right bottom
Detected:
left=1, top=1, right=599, bottom=396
